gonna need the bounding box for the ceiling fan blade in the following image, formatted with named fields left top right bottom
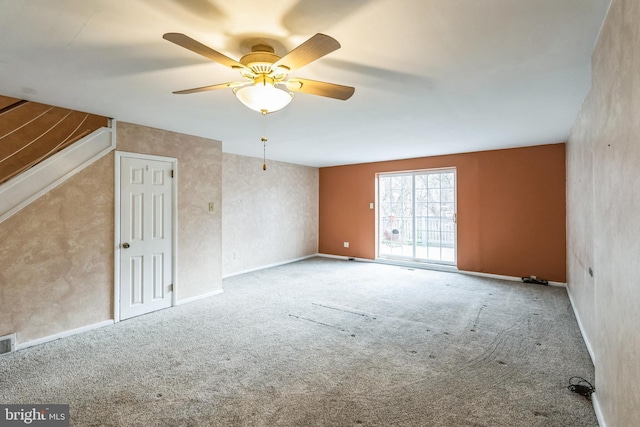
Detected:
left=173, top=82, right=246, bottom=95
left=163, top=33, right=247, bottom=70
left=272, top=34, right=340, bottom=72
left=285, top=78, right=354, bottom=100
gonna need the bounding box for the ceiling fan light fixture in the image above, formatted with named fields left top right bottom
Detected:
left=233, top=82, right=294, bottom=113
left=164, top=32, right=354, bottom=107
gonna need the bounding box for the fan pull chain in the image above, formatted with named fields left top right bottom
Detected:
left=261, top=110, right=268, bottom=171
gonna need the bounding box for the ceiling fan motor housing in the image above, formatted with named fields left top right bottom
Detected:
left=239, top=45, right=289, bottom=77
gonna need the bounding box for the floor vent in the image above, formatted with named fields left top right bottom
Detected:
left=0, top=333, right=16, bottom=355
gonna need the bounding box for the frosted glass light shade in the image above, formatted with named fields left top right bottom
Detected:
left=234, top=84, right=293, bottom=113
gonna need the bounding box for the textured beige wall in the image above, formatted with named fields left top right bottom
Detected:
left=567, top=0, right=640, bottom=425
left=0, top=121, right=223, bottom=345
left=117, top=122, right=223, bottom=299
left=567, top=100, right=597, bottom=356
left=222, top=154, right=318, bottom=276
left=0, top=154, right=114, bottom=343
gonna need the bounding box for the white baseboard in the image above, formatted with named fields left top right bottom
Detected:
left=317, top=254, right=566, bottom=287
left=176, top=289, right=224, bottom=305
left=318, top=254, right=383, bottom=265
left=376, top=257, right=459, bottom=273
left=592, top=392, right=606, bottom=427
left=566, top=285, right=596, bottom=365
left=15, top=319, right=114, bottom=351
left=566, top=285, right=601, bottom=426
left=222, top=254, right=318, bottom=279
left=458, top=269, right=566, bottom=287
left=13, top=286, right=226, bottom=351
left=317, top=253, right=357, bottom=261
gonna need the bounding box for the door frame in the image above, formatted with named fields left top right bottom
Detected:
left=375, top=167, right=458, bottom=266
left=114, top=151, right=179, bottom=322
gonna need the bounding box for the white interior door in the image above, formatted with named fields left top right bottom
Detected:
left=119, top=156, right=173, bottom=320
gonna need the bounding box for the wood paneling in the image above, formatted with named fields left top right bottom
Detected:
left=0, top=97, right=108, bottom=184
left=0, top=95, right=22, bottom=111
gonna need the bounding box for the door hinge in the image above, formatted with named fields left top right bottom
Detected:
left=169, top=284, right=173, bottom=292
left=453, top=213, right=457, bottom=224
left=170, top=170, right=174, bottom=178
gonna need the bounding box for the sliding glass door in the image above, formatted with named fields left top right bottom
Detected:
left=378, top=169, right=456, bottom=264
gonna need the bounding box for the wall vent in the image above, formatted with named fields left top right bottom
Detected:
left=0, top=333, right=16, bottom=355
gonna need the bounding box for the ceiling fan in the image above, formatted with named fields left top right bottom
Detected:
left=163, top=32, right=355, bottom=113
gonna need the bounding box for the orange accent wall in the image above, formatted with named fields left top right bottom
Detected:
left=319, top=143, right=566, bottom=282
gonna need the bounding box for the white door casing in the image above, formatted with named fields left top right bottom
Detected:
left=115, top=152, right=177, bottom=321
left=377, top=168, right=457, bottom=265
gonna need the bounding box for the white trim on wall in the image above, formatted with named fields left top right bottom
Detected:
left=592, top=393, right=606, bottom=427
left=457, top=269, right=566, bottom=287
left=318, top=253, right=567, bottom=286
left=374, top=256, right=459, bottom=273
left=566, top=285, right=596, bottom=364
left=222, top=254, right=317, bottom=279
left=114, top=151, right=179, bottom=322
left=176, top=289, right=224, bottom=305
left=0, top=126, right=115, bottom=224
left=15, top=320, right=114, bottom=351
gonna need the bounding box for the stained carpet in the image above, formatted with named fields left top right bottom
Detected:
left=0, top=257, right=597, bottom=426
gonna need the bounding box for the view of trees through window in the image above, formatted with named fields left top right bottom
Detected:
left=378, top=169, right=456, bottom=263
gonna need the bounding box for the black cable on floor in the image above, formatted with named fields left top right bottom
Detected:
left=568, top=377, right=595, bottom=400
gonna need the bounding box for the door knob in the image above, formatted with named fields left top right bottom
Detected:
left=122, top=242, right=130, bottom=249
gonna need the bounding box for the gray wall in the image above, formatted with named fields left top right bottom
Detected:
left=222, top=153, right=318, bottom=277
left=566, top=0, right=640, bottom=425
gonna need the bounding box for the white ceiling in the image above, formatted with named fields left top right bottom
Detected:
left=0, top=0, right=610, bottom=167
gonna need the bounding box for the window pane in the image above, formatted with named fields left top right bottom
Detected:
left=427, top=173, right=441, bottom=187
left=427, top=203, right=441, bottom=217
left=441, top=173, right=455, bottom=188
left=379, top=169, right=455, bottom=264
left=428, top=188, right=440, bottom=203
left=441, top=188, right=454, bottom=203
left=441, top=203, right=455, bottom=218
left=416, top=174, right=428, bottom=189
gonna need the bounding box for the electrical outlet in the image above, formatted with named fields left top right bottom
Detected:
left=344, top=242, right=349, bottom=248
left=208, top=202, right=215, bottom=212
